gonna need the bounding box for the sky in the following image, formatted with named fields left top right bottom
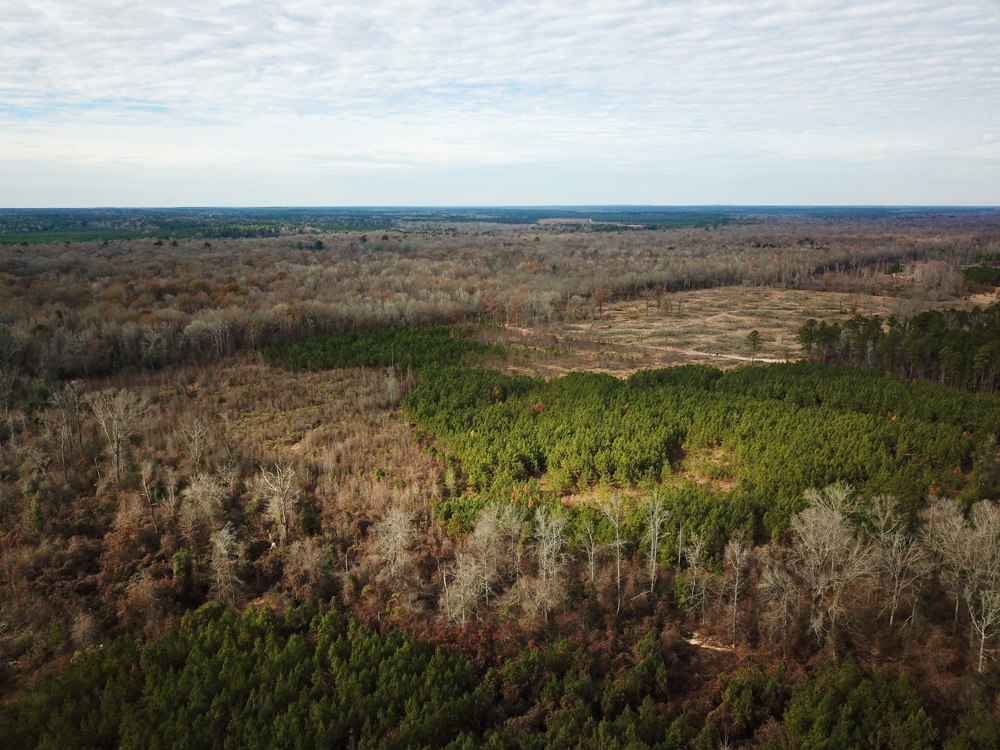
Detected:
left=1, top=0, right=999, bottom=207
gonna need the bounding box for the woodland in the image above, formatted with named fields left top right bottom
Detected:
left=2, top=210, right=1000, bottom=749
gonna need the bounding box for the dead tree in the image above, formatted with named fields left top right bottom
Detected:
left=180, top=473, right=225, bottom=543
left=963, top=502, right=1000, bottom=671
left=48, top=380, right=85, bottom=452
left=139, top=458, right=160, bottom=536
left=440, top=552, right=479, bottom=628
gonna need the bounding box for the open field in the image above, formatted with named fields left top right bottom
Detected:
left=495, top=286, right=999, bottom=376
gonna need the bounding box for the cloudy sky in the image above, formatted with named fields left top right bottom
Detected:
left=2, top=0, right=999, bottom=206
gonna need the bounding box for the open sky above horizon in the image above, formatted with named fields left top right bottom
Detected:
left=2, top=1, right=999, bottom=208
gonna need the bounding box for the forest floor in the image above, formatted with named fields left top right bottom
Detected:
left=495, top=286, right=998, bottom=378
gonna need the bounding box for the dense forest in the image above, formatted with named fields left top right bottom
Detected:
left=7, top=604, right=993, bottom=750
left=797, top=303, right=1000, bottom=392
left=402, top=361, right=1000, bottom=535
left=4, top=215, right=1000, bottom=748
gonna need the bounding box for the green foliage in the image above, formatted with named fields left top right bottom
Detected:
left=1, top=636, right=142, bottom=750
left=796, top=305, right=1000, bottom=394
left=2, top=605, right=490, bottom=750
left=777, top=658, right=937, bottom=750
left=944, top=709, right=1000, bottom=750
left=4, top=607, right=972, bottom=750
left=260, top=325, right=502, bottom=372
left=962, top=267, right=1000, bottom=286
left=404, top=362, right=991, bottom=536
left=482, top=633, right=680, bottom=750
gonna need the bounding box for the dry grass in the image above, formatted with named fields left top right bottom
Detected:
left=494, top=286, right=998, bottom=377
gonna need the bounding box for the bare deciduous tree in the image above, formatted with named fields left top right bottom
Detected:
left=440, top=552, right=479, bottom=628
left=758, top=549, right=800, bottom=656
left=724, top=530, right=752, bottom=646
left=682, top=531, right=708, bottom=621
left=642, top=491, right=669, bottom=594
left=962, top=502, right=1000, bottom=672
left=791, top=484, right=873, bottom=654
left=472, top=505, right=502, bottom=605
left=257, top=463, right=300, bottom=545
left=370, top=507, right=414, bottom=580
left=210, top=523, right=242, bottom=606
left=868, top=495, right=928, bottom=627
left=922, top=498, right=973, bottom=627
left=139, top=458, right=160, bottom=536
left=87, top=388, right=154, bottom=483
left=179, top=418, right=209, bottom=465
left=578, top=512, right=600, bottom=587
left=48, top=380, right=85, bottom=452
left=600, top=493, right=626, bottom=615
left=180, top=473, right=225, bottom=542
left=532, top=508, right=567, bottom=623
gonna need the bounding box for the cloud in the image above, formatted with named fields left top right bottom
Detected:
left=0, top=0, right=998, bottom=204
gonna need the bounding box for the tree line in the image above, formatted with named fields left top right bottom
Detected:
left=797, top=303, right=1000, bottom=393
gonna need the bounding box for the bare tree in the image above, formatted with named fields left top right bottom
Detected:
left=49, top=380, right=85, bottom=452
left=600, top=493, right=627, bottom=615
left=758, top=548, right=800, bottom=656
left=967, top=589, right=1000, bottom=673
left=179, top=418, right=209, bottom=465
left=724, top=530, right=752, bottom=646
left=44, top=407, right=74, bottom=484
left=533, top=508, right=567, bottom=623
left=498, top=504, right=526, bottom=585
left=440, top=552, right=479, bottom=628
left=370, top=507, right=414, bottom=580
left=962, top=502, right=1000, bottom=671
left=180, top=473, right=225, bottom=542
left=921, top=497, right=972, bottom=627
left=683, top=532, right=708, bottom=622
left=471, top=504, right=502, bottom=605
left=578, top=512, right=600, bottom=587
left=642, top=491, right=669, bottom=594
left=139, top=458, right=160, bottom=536
left=791, top=484, right=873, bottom=654
left=868, top=495, right=928, bottom=627
left=210, top=522, right=242, bottom=606
left=257, top=463, right=300, bottom=545
left=87, top=388, right=154, bottom=483
left=163, top=466, right=180, bottom=517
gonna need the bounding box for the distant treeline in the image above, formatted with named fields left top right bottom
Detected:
left=6, top=602, right=989, bottom=750
left=259, top=325, right=502, bottom=371
left=797, top=303, right=1000, bottom=392
left=0, top=208, right=364, bottom=244
left=402, top=362, right=1000, bottom=536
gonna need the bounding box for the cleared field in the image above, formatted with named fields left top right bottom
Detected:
left=496, top=286, right=998, bottom=376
